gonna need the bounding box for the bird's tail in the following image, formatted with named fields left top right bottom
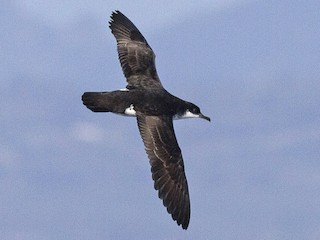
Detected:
left=82, top=91, right=134, bottom=113
left=82, top=92, right=112, bottom=112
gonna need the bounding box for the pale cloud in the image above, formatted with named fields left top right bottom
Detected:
left=70, top=121, right=126, bottom=144
left=70, top=121, right=105, bottom=143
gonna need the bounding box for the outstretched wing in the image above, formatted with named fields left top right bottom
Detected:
left=109, top=11, right=163, bottom=89
left=136, top=114, right=190, bottom=229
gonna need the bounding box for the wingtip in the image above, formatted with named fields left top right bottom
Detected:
left=112, top=10, right=121, bottom=16
left=182, top=223, right=189, bottom=230
left=109, top=10, right=121, bottom=28
left=111, top=10, right=120, bottom=16
left=165, top=188, right=190, bottom=230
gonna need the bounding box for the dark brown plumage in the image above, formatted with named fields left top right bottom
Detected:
left=109, top=11, right=162, bottom=89
left=82, top=10, right=210, bottom=230
left=136, top=114, right=190, bottom=229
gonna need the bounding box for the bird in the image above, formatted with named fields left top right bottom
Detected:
left=82, top=10, right=210, bottom=230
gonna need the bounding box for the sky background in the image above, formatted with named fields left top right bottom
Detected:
left=1, top=0, right=320, bottom=239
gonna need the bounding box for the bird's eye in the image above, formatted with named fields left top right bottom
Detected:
left=192, top=107, right=199, bottom=114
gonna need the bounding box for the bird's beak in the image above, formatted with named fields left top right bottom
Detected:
left=199, top=113, right=211, bottom=122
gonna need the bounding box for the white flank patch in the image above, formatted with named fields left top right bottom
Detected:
left=174, top=109, right=200, bottom=120
left=124, top=104, right=136, bottom=116
left=119, top=88, right=129, bottom=91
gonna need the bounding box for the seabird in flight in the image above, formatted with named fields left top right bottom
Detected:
left=82, top=10, right=210, bottom=229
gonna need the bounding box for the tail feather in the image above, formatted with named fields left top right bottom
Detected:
left=82, top=91, right=134, bottom=113
left=82, top=92, right=111, bottom=112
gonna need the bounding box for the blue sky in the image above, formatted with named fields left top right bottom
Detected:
left=1, top=0, right=320, bottom=239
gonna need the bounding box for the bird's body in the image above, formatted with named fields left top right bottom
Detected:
left=83, top=89, right=202, bottom=118
left=82, top=11, right=210, bottom=229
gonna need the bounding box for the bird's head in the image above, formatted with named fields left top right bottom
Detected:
left=177, top=102, right=211, bottom=122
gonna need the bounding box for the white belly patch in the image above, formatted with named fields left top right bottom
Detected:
left=124, top=104, right=136, bottom=116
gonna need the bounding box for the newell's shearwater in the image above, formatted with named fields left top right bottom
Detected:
left=82, top=11, right=210, bottom=229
